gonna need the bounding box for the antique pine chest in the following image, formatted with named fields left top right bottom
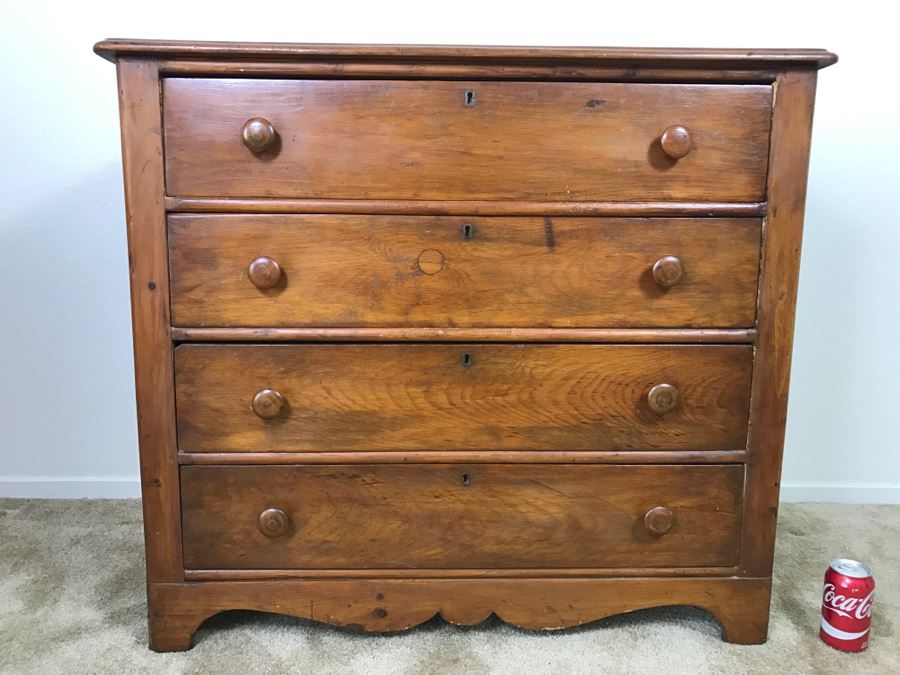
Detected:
left=95, top=39, right=836, bottom=651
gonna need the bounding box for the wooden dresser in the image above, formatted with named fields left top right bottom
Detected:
left=95, top=39, right=836, bottom=651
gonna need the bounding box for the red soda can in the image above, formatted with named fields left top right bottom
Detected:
left=820, top=558, right=874, bottom=652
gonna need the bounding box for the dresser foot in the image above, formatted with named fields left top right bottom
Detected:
left=707, top=579, right=772, bottom=644
left=148, top=586, right=211, bottom=652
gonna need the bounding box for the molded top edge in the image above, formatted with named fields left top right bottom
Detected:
left=94, top=39, right=838, bottom=69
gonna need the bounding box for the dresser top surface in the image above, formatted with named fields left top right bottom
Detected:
left=94, top=39, right=837, bottom=69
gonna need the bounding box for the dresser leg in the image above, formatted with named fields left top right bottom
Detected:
left=707, top=580, right=772, bottom=644
left=147, top=587, right=211, bottom=652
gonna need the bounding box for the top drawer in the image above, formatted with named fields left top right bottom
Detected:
left=163, top=79, right=772, bottom=202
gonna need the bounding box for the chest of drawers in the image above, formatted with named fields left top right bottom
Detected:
left=95, top=39, right=836, bottom=651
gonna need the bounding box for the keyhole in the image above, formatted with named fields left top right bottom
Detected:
left=461, top=473, right=471, bottom=487
left=461, top=223, right=474, bottom=240
left=464, top=89, right=476, bottom=107
left=461, top=352, right=472, bottom=367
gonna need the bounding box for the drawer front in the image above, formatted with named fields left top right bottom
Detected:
left=174, top=344, right=752, bottom=452
left=169, top=215, right=761, bottom=329
left=181, top=464, right=743, bottom=569
left=163, top=79, right=772, bottom=202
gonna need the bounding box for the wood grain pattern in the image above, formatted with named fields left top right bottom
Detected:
left=158, top=60, right=783, bottom=82
left=163, top=79, right=772, bottom=201
left=179, top=450, right=748, bottom=465
left=183, top=566, right=741, bottom=579
left=170, top=327, right=758, bottom=343
left=146, top=577, right=772, bottom=651
left=174, top=344, right=753, bottom=452
left=115, top=59, right=183, bottom=582
left=165, top=197, right=766, bottom=217
left=180, top=464, right=743, bottom=570
left=168, top=215, right=762, bottom=329
left=94, top=39, right=838, bottom=67
left=741, top=71, right=819, bottom=577
left=100, top=41, right=835, bottom=651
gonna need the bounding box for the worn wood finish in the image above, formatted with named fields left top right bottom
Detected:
left=250, top=388, right=285, bottom=420
left=647, top=383, right=680, bottom=414
left=163, top=79, right=772, bottom=201
left=146, top=577, right=772, bottom=651
left=158, top=60, right=784, bottom=83
left=95, top=39, right=838, bottom=68
left=660, top=125, right=692, bottom=159
left=115, top=59, right=183, bottom=583
left=101, top=40, right=834, bottom=651
left=168, top=215, right=762, bottom=329
left=741, top=71, right=819, bottom=577
left=652, top=255, right=685, bottom=288
left=165, top=197, right=766, bottom=217
left=171, top=327, right=758, bottom=343
left=181, top=464, right=743, bottom=570
left=183, top=566, right=740, bottom=580
left=174, top=344, right=753, bottom=452
left=179, top=450, right=749, bottom=465
left=240, top=117, right=277, bottom=153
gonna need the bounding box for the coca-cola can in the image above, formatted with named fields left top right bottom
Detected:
left=820, top=558, right=874, bottom=652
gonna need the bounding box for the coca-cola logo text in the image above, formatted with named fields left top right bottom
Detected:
left=822, top=583, right=873, bottom=620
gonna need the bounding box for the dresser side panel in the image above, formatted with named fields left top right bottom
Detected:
left=116, top=58, right=183, bottom=582
left=742, top=70, right=818, bottom=576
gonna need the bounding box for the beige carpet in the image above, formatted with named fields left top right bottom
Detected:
left=0, top=500, right=896, bottom=674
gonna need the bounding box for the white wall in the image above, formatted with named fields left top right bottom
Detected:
left=1, top=1, right=897, bottom=501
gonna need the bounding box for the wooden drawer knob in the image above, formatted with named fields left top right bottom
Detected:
left=644, top=506, right=674, bottom=535
left=257, top=508, right=290, bottom=538
left=652, top=255, right=683, bottom=289
left=247, top=256, right=282, bottom=289
left=647, top=383, right=679, bottom=414
left=252, top=388, right=286, bottom=420
left=660, top=124, right=692, bottom=159
left=241, top=117, right=277, bottom=153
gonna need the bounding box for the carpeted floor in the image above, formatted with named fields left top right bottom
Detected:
left=0, top=500, right=896, bottom=674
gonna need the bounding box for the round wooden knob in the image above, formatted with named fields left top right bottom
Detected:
left=652, top=255, right=684, bottom=289
left=647, top=383, right=679, bottom=414
left=241, top=117, right=277, bottom=153
left=252, top=388, right=286, bottom=420
left=644, top=506, right=674, bottom=535
left=247, top=256, right=282, bottom=289
left=257, top=508, right=290, bottom=538
left=660, top=124, right=692, bottom=159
